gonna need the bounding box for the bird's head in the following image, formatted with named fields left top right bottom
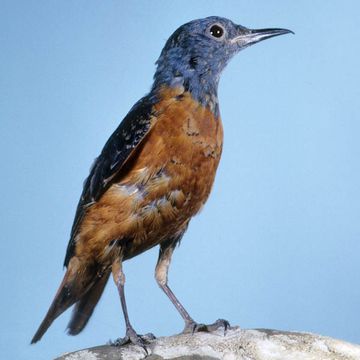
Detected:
left=152, top=16, right=293, bottom=113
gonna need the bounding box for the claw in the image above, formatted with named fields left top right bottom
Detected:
left=182, top=319, right=230, bottom=335
left=143, top=332, right=157, bottom=341
left=182, top=320, right=207, bottom=334
left=206, top=318, right=230, bottom=335
left=109, top=327, right=155, bottom=354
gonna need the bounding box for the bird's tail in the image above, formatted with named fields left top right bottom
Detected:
left=67, top=269, right=110, bottom=335
left=31, top=257, right=108, bottom=344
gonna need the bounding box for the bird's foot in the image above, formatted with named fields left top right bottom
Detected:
left=182, top=318, right=230, bottom=335
left=109, top=327, right=156, bottom=354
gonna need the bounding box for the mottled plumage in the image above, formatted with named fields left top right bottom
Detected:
left=32, top=16, right=292, bottom=347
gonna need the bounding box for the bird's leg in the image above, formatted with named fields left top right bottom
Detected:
left=155, top=243, right=195, bottom=328
left=155, top=240, right=230, bottom=334
left=111, top=257, right=153, bottom=351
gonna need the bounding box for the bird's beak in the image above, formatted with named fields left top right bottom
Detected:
left=231, top=27, right=294, bottom=47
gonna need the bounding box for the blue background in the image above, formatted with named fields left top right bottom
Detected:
left=1, top=1, right=360, bottom=359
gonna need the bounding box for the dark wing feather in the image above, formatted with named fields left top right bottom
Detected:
left=64, top=94, right=157, bottom=267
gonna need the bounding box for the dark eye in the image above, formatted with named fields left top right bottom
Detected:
left=209, top=24, right=224, bottom=38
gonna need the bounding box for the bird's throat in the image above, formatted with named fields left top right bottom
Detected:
left=152, top=50, right=220, bottom=116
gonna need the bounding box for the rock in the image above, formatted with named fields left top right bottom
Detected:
left=56, top=327, right=360, bottom=360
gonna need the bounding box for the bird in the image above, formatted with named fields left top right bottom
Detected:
left=31, top=16, right=292, bottom=348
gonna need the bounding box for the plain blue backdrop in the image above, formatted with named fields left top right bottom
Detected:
left=1, top=1, right=360, bottom=359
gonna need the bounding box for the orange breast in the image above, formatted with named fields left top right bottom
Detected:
left=75, top=87, right=223, bottom=262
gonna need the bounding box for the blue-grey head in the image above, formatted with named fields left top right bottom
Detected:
left=152, top=16, right=293, bottom=115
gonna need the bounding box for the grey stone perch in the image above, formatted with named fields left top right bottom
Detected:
left=56, top=327, right=360, bottom=360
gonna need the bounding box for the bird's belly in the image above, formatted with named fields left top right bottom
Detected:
left=110, top=156, right=220, bottom=259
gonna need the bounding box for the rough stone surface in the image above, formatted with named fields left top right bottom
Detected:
left=56, top=327, right=360, bottom=360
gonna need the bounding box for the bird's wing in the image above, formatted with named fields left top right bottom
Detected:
left=64, top=95, right=157, bottom=267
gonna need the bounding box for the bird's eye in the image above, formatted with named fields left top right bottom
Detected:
left=209, top=24, right=224, bottom=38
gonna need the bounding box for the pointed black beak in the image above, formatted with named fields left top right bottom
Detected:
left=231, top=27, right=294, bottom=48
